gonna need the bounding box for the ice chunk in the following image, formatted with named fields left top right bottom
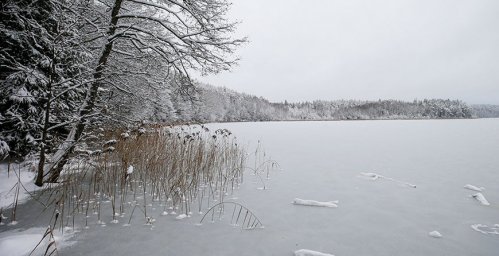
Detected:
left=428, top=231, right=442, bottom=238
left=294, top=249, right=334, bottom=256
left=464, top=184, right=484, bottom=192
left=471, top=224, right=499, bottom=235
left=471, top=193, right=490, bottom=206
left=293, top=198, right=338, bottom=208
left=472, top=224, right=488, bottom=234
left=359, top=172, right=416, bottom=188
left=360, top=172, right=380, bottom=180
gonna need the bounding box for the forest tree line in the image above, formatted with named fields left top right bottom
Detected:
left=133, top=84, right=488, bottom=123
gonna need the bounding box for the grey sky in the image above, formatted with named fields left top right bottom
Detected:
left=199, top=0, right=499, bottom=104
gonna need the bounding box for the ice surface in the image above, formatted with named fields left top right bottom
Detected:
left=293, top=198, right=338, bottom=208
left=472, top=193, right=490, bottom=206
left=294, top=249, right=335, bottom=256
left=40, top=119, right=499, bottom=256
left=428, top=231, right=442, bottom=238
left=464, top=184, right=484, bottom=192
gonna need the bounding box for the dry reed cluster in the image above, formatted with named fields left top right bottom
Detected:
left=41, top=125, right=255, bottom=231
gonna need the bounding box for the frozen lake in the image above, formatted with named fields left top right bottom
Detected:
left=63, top=119, right=499, bottom=256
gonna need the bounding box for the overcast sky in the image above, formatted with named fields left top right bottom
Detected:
left=199, top=0, right=499, bottom=104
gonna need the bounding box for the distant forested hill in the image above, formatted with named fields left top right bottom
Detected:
left=122, top=83, right=498, bottom=123
left=151, top=84, right=475, bottom=123
left=471, top=105, right=499, bottom=118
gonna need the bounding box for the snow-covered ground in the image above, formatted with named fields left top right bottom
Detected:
left=0, top=162, right=39, bottom=210
left=0, top=227, right=76, bottom=256
left=2, top=119, right=499, bottom=255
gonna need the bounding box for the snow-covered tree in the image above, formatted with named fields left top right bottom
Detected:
left=41, top=0, right=246, bottom=183
left=0, top=0, right=89, bottom=163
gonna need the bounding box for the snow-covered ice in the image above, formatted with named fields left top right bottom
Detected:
left=294, top=249, right=335, bottom=256
left=293, top=198, right=338, bottom=208
left=471, top=192, right=490, bottom=206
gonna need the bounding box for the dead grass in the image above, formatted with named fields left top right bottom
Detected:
left=43, top=124, right=260, bottom=230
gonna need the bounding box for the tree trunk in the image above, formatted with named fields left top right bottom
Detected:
left=41, top=0, right=124, bottom=183
left=36, top=79, right=52, bottom=186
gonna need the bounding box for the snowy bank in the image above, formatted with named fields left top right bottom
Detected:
left=0, top=227, right=76, bottom=256
left=293, top=198, right=338, bottom=208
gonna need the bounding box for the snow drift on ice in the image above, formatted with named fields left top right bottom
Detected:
left=294, top=249, right=335, bottom=256
left=464, top=184, right=485, bottom=192
left=293, top=198, right=339, bottom=208
left=428, top=231, right=442, bottom=238
left=471, top=193, right=490, bottom=206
